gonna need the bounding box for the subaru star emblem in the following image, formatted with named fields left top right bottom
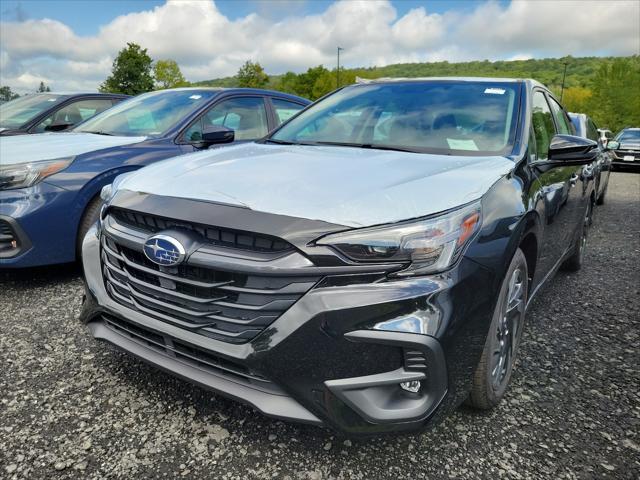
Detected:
left=143, top=235, right=186, bottom=266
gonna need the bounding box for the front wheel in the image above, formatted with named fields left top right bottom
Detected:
left=596, top=179, right=608, bottom=205
left=562, top=201, right=592, bottom=272
left=76, top=195, right=103, bottom=260
left=467, top=248, right=528, bottom=410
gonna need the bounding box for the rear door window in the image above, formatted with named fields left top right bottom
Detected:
left=547, top=97, right=572, bottom=135
left=272, top=98, right=305, bottom=125
left=586, top=119, right=599, bottom=142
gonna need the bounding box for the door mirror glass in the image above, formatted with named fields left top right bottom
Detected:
left=606, top=141, right=620, bottom=150
left=201, top=125, right=234, bottom=146
left=548, top=134, right=598, bottom=162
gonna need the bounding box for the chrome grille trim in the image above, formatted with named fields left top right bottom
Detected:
left=100, top=222, right=321, bottom=344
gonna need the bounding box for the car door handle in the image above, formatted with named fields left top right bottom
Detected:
left=569, top=173, right=580, bottom=186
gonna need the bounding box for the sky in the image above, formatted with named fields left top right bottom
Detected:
left=1, top=0, right=639, bottom=93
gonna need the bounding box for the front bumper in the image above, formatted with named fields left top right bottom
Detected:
left=0, top=182, right=78, bottom=268
left=81, top=224, right=497, bottom=435
left=611, top=150, right=640, bottom=169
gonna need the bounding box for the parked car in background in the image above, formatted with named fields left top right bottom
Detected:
left=0, top=88, right=310, bottom=268
left=569, top=112, right=611, bottom=204
left=607, top=128, right=640, bottom=171
left=81, top=78, right=597, bottom=435
left=0, top=92, right=129, bottom=135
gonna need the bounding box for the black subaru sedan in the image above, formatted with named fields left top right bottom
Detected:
left=80, top=78, right=597, bottom=435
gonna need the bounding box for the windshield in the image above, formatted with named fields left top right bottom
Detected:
left=270, top=81, right=520, bottom=155
left=74, top=90, right=217, bottom=137
left=616, top=129, right=640, bottom=143
left=0, top=94, right=65, bottom=129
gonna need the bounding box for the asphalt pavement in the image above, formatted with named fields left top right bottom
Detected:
left=1, top=172, right=639, bottom=479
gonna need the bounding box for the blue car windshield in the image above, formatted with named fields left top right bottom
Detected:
left=616, top=129, right=640, bottom=142
left=270, top=81, right=521, bottom=156
left=0, top=94, right=65, bottom=129
left=75, top=90, right=217, bottom=137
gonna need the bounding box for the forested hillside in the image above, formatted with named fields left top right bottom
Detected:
left=195, top=55, right=640, bottom=133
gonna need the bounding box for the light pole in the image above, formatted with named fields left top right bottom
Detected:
left=560, top=62, right=568, bottom=101
left=337, top=47, right=344, bottom=87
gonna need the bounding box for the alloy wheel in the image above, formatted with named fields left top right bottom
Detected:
left=491, top=267, right=525, bottom=389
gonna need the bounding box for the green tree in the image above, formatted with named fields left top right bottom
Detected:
left=587, top=57, right=640, bottom=132
left=37, top=81, right=51, bottom=92
left=154, top=59, right=189, bottom=89
left=274, top=71, right=301, bottom=95
left=562, top=86, right=592, bottom=114
left=100, top=42, right=154, bottom=95
left=237, top=61, right=269, bottom=89
left=193, top=55, right=640, bottom=130
left=311, top=70, right=336, bottom=99
left=0, top=86, right=20, bottom=102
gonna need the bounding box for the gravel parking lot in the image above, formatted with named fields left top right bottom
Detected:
left=1, top=172, right=639, bottom=480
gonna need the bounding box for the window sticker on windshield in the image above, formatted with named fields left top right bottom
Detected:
left=189, top=95, right=202, bottom=100
left=484, top=88, right=505, bottom=95
left=447, top=138, right=479, bottom=151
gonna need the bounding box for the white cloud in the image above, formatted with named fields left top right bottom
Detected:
left=0, top=0, right=638, bottom=93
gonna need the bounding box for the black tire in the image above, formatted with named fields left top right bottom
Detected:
left=467, top=248, right=528, bottom=410
left=562, top=201, right=592, bottom=272
left=596, top=181, right=608, bottom=205
left=76, top=195, right=103, bottom=259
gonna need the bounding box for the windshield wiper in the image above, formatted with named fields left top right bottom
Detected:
left=301, top=141, right=424, bottom=153
left=82, top=130, right=114, bottom=136
left=265, top=138, right=297, bottom=145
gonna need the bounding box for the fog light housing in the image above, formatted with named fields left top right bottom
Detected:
left=400, top=380, right=421, bottom=393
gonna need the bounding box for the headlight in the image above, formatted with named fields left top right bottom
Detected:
left=100, top=184, right=113, bottom=202
left=0, top=157, right=74, bottom=190
left=316, top=201, right=481, bottom=276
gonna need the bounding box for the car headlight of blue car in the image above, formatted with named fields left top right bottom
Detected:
left=0, top=157, right=74, bottom=190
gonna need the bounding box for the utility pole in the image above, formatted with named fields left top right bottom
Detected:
left=560, top=62, right=568, bottom=101
left=337, top=47, right=344, bottom=88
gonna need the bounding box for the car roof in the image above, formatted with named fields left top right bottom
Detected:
left=568, top=112, right=588, bottom=120
left=152, top=87, right=310, bottom=104
left=354, top=76, right=548, bottom=91
left=356, top=76, right=529, bottom=84
left=25, top=92, right=129, bottom=97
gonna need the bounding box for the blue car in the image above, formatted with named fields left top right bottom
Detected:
left=0, top=88, right=310, bottom=268
left=0, top=92, right=129, bottom=135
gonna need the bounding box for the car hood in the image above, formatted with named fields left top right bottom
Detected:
left=117, top=143, right=516, bottom=228
left=0, top=132, right=147, bottom=166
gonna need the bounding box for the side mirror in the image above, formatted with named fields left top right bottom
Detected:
left=548, top=134, right=598, bottom=164
left=200, top=125, right=234, bottom=146
left=44, top=122, right=74, bottom=132
left=606, top=141, right=620, bottom=150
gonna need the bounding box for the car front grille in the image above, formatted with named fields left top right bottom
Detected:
left=614, top=150, right=640, bottom=160
left=101, top=231, right=320, bottom=344
left=110, top=208, right=293, bottom=253
left=102, top=314, right=278, bottom=390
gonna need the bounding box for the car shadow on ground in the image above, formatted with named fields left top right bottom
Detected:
left=0, top=262, right=81, bottom=284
